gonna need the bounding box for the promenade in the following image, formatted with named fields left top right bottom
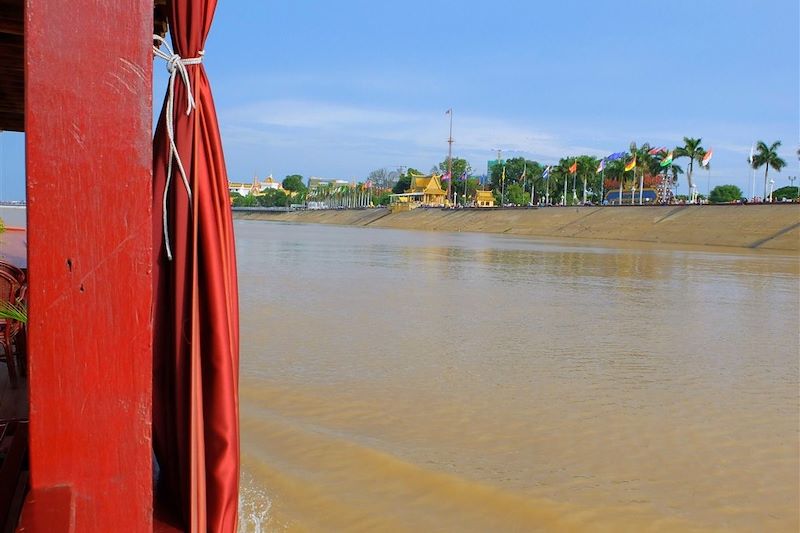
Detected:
left=234, top=204, right=800, bottom=252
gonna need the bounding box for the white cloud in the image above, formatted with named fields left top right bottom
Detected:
left=218, top=98, right=799, bottom=197
left=219, top=99, right=605, bottom=178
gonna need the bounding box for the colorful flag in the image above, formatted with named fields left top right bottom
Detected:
left=569, top=161, right=577, bottom=174
left=445, top=108, right=452, bottom=115
left=701, top=149, right=713, bottom=167
left=458, top=171, right=467, bottom=181
left=647, top=146, right=667, bottom=155
left=624, top=157, right=636, bottom=172
left=442, top=172, right=451, bottom=181
left=542, top=166, right=550, bottom=179
left=607, top=152, right=626, bottom=161
left=365, top=179, right=372, bottom=189
left=660, top=151, right=673, bottom=167
left=596, top=159, right=606, bottom=173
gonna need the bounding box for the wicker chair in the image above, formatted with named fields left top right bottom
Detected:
left=0, top=262, right=26, bottom=379
left=0, top=268, right=24, bottom=388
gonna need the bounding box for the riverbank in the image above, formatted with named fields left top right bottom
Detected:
left=234, top=205, right=800, bottom=252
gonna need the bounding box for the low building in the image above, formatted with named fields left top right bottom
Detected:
left=261, top=176, right=281, bottom=190
left=228, top=181, right=255, bottom=197
left=228, top=175, right=284, bottom=197
left=474, top=189, right=495, bottom=207
left=390, top=174, right=447, bottom=207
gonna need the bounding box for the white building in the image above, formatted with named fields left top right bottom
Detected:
left=228, top=175, right=282, bottom=196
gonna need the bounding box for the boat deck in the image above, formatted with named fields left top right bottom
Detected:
left=0, top=362, right=27, bottom=421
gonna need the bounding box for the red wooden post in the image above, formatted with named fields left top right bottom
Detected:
left=21, top=0, right=154, bottom=530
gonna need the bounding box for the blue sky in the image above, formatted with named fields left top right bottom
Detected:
left=0, top=0, right=798, bottom=199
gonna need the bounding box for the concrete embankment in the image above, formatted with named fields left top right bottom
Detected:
left=233, top=205, right=800, bottom=252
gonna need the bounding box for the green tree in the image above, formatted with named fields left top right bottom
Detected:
left=438, top=157, right=472, bottom=201
left=628, top=143, right=667, bottom=203
left=282, top=174, right=306, bottom=193
left=457, top=178, right=481, bottom=205
left=391, top=168, right=423, bottom=194
left=291, top=189, right=307, bottom=205
left=489, top=157, right=545, bottom=203
left=257, top=189, right=288, bottom=207
left=751, top=141, right=787, bottom=199
left=549, top=158, right=580, bottom=205
left=772, top=185, right=798, bottom=201
left=232, top=194, right=258, bottom=207
left=392, top=175, right=411, bottom=194
left=373, top=191, right=392, bottom=206
left=674, top=137, right=706, bottom=193
left=574, top=155, right=601, bottom=203
left=489, top=157, right=521, bottom=190
left=505, top=183, right=529, bottom=206
left=708, top=184, right=743, bottom=203
left=437, top=157, right=471, bottom=179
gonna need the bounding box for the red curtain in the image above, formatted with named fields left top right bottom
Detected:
left=152, top=0, right=239, bottom=531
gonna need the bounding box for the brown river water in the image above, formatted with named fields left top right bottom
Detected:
left=235, top=219, right=799, bottom=532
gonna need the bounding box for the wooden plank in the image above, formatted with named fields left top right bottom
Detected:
left=24, top=0, right=154, bottom=530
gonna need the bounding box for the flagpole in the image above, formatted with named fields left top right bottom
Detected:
left=582, top=175, right=587, bottom=205
left=545, top=171, right=550, bottom=205
left=522, top=162, right=527, bottom=206
left=748, top=143, right=755, bottom=201
left=600, top=167, right=605, bottom=205
left=446, top=109, right=453, bottom=205
left=572, top=171, right=576, bottom=204
left=501, top=165, right=506, bottom=206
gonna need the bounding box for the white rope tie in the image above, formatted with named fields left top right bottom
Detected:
left=152, top=34, right=205, bottom=261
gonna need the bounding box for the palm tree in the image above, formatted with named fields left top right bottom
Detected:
left=631, top=143, right=661, bottom=203
left=674, top=137, right=706, bottom=194
left=668, top=163, right=684, bottom=193
left=752, top=140, right=787, bottom=198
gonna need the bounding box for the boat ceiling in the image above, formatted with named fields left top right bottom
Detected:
left=0, top=0, right=23, bottom=132
left=0, top=0, right=167, bottom=132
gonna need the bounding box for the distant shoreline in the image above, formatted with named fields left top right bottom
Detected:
left=233, top=204, right=800, bottom=253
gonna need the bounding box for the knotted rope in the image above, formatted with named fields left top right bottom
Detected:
left=152, top=34, right=204, bottom=260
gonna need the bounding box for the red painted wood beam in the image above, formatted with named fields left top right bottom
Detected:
left=24, top=0, right=154, bottom=531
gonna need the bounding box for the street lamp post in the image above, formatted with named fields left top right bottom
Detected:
left=768, top=179, right=775, bottom=203
left=789, top=175, right=797, bottom=197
